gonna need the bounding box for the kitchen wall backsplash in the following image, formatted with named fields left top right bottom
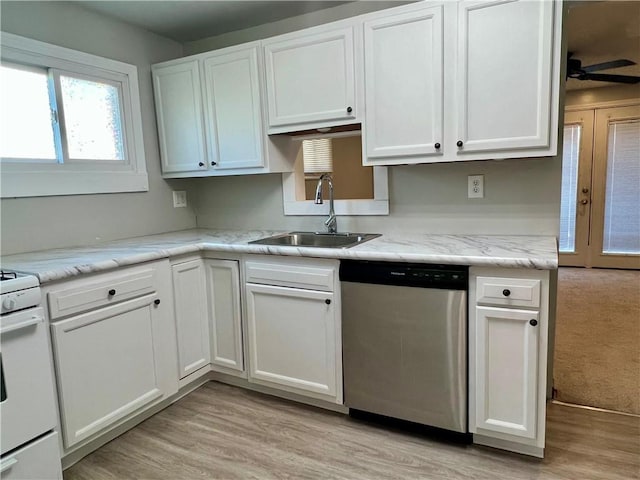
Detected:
left=191, top=156, right=561, bottom=236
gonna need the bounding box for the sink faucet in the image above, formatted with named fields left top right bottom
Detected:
left=314, top=173, right=337, bottom=234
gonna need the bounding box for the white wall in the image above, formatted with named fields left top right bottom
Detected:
left=183, top=1, right=412, bottom=54
left=565, top=84, right=640, bottom=107
left=0, top=1, right=196, bottom=255
left=191, top=157, right=561, bottom=236
left=185, top=1, right=562, bottom=237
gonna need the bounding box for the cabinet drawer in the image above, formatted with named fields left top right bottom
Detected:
left=245, top=259, right=335, bottom=292
left=0, top=432, right=62, bottom=480
left=476, top=277, right=540, bottom=308
left=48, top=267, right=156, bottom=320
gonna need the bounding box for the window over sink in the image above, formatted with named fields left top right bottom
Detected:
left=282, top=130, right=388, bottom=216
left=0, top=32, right=148, bottom=198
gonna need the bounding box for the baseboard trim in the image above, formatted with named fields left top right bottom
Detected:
left=551, top=399, right=640, bottom=417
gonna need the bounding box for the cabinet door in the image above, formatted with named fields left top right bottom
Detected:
left=364, top=5, right=443, bottom=160
left=202, top=47, right=265, bottom=170
left=456, top=0, right=554, bottom=153
left=51, top=294, right=168, bottom=448
left=263, top=26, right=356, bottom=129
left=474, top=306, right=539, bottom=439
left=172, top=260, right=210, bottom=378
left=205, top=259, right=244, bottom=375
left=152, top=61, right=208, bottom=173
left=245, top=283, right=339, bottom=400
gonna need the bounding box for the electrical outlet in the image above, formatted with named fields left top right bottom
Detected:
left=468, top=175, right=484, bottom=199
left=172, top=191, right=187, bottom=208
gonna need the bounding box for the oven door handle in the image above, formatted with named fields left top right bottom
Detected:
left=0, top=315, right=43, bottom=335
left=0, top=457, right=18, bottom=473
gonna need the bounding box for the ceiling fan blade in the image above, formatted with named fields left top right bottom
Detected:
left=581, top=73, right=640, bottom=84
left=582, top=59, right=636, bottom=73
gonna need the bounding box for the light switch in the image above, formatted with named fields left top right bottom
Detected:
left=173, top=191, right=187, bottom=208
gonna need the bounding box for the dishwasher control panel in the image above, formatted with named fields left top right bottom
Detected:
left=340, top=260, right=468, bottom=290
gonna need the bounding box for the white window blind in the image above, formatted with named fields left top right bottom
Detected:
left=603, top=119, right=640, bottom=255
left=559, top=124, right=581, bottom=253
left=302, top=138, right=333, bottom=174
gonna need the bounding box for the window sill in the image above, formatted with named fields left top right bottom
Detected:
left=0, top=170, right=149, bottom=198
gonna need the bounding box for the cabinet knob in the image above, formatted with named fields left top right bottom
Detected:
left=211, top=161, right=217, bottom=166
left=434, top=143, right=441, bottom=149
left=456, top=140, right=464, bottom=147
left=108, top=289, right=116, bottom=296
left=582, top=187, right=589, bottom=194
left=154, top=299, right=161, bottom=306
left=580, top=199, right=589, bottom=205
left=325, top=299, right=331, bottom=305
left=529, top=319, right=538, bottom=326
left=502, top=289, right=511, bottom=297
left=198, top=162, right=205, bottom=167
left=346, top=106, right=353, bottom=113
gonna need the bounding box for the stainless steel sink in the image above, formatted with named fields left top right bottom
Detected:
left=249, top=231, right=381, bottom=249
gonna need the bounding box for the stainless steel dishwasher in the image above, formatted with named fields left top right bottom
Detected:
left=341, top=260, right=468, bottom=433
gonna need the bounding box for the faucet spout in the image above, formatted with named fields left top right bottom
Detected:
left=314, top=173, right=337, bottom=233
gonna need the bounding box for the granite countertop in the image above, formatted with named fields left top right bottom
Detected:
left=0, top=229, right=558, bottom=284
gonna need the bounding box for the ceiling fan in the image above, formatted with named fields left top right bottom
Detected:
left=567, top=53, right=640, bottom=84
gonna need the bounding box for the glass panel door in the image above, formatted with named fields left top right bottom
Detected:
left=559, top=110, right=593, bottom=267
left=589, top=105, right=640, bottom=269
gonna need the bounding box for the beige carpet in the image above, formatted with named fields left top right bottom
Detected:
left=554, top=267, right=640, bottom=414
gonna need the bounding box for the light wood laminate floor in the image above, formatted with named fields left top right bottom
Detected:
left=64, top=382, right=640, bottom=480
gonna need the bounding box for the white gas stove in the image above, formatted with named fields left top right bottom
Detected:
left=0, top=270, right=41, bottom=314
left=0, top=269, right=62, bottom=479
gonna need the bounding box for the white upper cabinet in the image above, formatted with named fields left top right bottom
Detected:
left=455, top=0, right=555, bottom=154
left=263, top=23, right=358, bottom=133
left=363, top=4, right=444, bottom=159
left=202, top=47, right=265, bottom=170
left=152, top=61, right=208, bottom=173
left=152, top=43, right=294, bottom=178
left=364, top=0, right=561, bottom=166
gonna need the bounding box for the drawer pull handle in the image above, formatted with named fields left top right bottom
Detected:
left=154, top=299, right=161, bottom=306
left=325, top=299, right=331, bottom=305
left=0, top=316, right=43, bottom=335
left=0, top=457, right=18, bottom=473
left=529, top=319, right=538, bottom=326
left=108, top=289, right=116, bottom=296
left=502, top=289, right=511, bottom=297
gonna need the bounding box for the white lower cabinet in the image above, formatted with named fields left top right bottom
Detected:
left=244, top=257, right=342, bottom=403
left=469, top=267, right=550, bottom=457
left=205, top=259, right=244, bottom=376
left=47, top=261, right=178, bottom=449
left=171, top=259, right=210, bottom=379
left=474, top=306, right=539, bottom=439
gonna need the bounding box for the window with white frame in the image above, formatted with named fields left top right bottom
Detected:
left=0, top=32, right=148, bottom=197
